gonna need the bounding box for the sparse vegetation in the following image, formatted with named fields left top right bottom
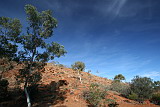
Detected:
left=83, top=83, right=107, bottom=107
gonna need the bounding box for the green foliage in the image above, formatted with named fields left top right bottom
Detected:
left=114, top=74, right=125, bottom=82
left=71, top=61, right=85, bottom=72
left=83, top=83, right=107, bottom=107
left=128, top=92, right=138, bottom=100
left=14, top=4, right=66, bottom=87
left=130, top=76, right=154, bottom=101
left=0, top=17, right=21, bottom=59
left=19, top=4, right=66, bottom=63
left=24, top=4, right=57, bottom=39
left=110, top=81, right=131, bottom=97
left=150, top=92, right=160, bottom=105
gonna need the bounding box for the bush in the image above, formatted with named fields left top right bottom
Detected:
left=150, top=92, right=160, bottom=105
left=110, top=81, right=131, bottom=97
left=83, top=83, right=107, bottom=107
left=128, top=92, right=138, bottom=100
left=130, top=76, right=154, bottom=101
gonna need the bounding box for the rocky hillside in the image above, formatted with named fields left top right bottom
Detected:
left=2, top=63, right=159, bottom=107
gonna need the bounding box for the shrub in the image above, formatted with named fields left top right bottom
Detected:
left=83, top=83, right=107, bottom=107
left=110, top=81, right=131, bottom=97
left=128, top=92, right=138, bottom=100
left=130, top=76, right=154, bottom=101
left=150, top=92, right=160, bottom=105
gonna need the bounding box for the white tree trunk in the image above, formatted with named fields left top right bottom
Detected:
left=78, top=70, right=82, bottom=84
left=25, top=87, right=31, bottom=107
left=79, top=75, right=82, bottom=83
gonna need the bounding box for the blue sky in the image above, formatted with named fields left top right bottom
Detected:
left=1, top=0, right=160, bottom=81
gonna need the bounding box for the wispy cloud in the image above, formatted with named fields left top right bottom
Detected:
left=94, top=0, right=130, bottom=20
left=94, top=0, right=156, bottom=20
left=142, top=71, right=160, bottom=77
left=108, top=0, right=127, bottom=16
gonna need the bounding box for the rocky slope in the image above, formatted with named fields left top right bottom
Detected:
left=2, top=63, right=159, bottom=107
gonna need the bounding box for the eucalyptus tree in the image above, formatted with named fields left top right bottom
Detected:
left=0, top=4, right=67, bottom=107
left=114, top=74, right=125, bottom=82
left=71, top=61, right=85, bottom=83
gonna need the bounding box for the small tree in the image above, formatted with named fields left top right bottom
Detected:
left=71, top=61, right=85, bottom=83
left=130, top=76, right=154, bottom=102
left=114, top=74, right=125, bottom=82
